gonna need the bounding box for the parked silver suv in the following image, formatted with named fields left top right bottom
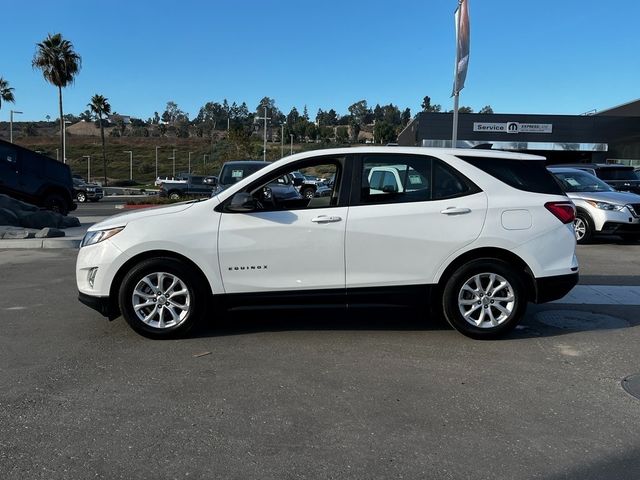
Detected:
left=549, top=167, right=640, bottom=243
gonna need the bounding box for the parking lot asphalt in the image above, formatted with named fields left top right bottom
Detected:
left=1, top=243, right=640, bottom=479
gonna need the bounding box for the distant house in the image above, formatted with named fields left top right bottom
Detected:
left=107, top=114, right=131, bottom=125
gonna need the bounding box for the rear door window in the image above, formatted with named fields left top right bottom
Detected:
left=458, top=156, right=564, bottom=195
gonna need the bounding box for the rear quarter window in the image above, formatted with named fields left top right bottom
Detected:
left=458, top=156, right=564, bottom=195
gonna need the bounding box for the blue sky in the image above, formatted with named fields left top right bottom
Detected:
left=2, top=0, right=639, bottom=121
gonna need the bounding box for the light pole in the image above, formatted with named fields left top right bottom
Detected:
left=281, top=123, right=285, bottom=158
left=63, top=120, right=72, bottom=164
left=188, top=152, right=192, bottom=174
left=83, top=155, right=91, bottom=182
left=9, top=110, right=23, bottom=143
left=155, top=146, right=160, bottom=180
left=124, top=151, right=133, bottom=180
left=256, top=107, right=271, bottom=161
left=290, top=134, right=294, bottom=155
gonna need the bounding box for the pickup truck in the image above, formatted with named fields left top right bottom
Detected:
left=158, top=174, right=218, bottom=199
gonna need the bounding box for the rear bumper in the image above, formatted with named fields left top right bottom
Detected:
left=533, top=272, right=579, bottom=304
left=78, top=291, right=118, bottom=320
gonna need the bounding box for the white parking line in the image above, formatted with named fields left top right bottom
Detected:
left=553, top=285, right=640, bottom=305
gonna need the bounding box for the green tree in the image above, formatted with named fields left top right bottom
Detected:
left=348, top=100, right=371, bottom=142
left=421, top=96, right=442, bottom=112
left=88, top=94, right=112, bottom=186
left=401, top=107, right=411, bottom=126
left=0, top=77, right=16, bottom=112
left=336, top=126, right=349, bottom=144
left=458, top=106, right=474, bottom=113
left=32, top=33, right=82, bottom=160
left=374, top=121, right=397, bottom=144
left=479, top=105, right=494, bottom=114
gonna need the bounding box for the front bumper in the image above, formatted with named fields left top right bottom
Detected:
left=533, top=272, right=579, bottom=304
left=78, top=291, right=119, bottom=319
left=600, top=222, right=640, bottom=236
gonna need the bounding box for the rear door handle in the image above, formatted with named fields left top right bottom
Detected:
left=440, top=207, right=471, bottom=215
left=311, top=215, right=342, bottom=223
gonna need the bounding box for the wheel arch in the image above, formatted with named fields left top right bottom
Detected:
left=108, top=249, right=213, bottom=319
left=435, top=247, right=536, bottom=301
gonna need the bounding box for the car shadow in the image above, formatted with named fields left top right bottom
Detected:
left=188, top=304, right=639, bottom=340
left=586, top=235, right=640, bottom=246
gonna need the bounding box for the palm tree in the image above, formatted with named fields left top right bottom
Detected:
left=0, top=77, right=15, bottom=111
left=88, top=94, right=111, bottom=186
left=32, top=33, right=81, bottom=161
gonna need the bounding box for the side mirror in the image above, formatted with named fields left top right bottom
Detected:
left=227, top=192, right=257, bottom=212
left=292, top=177, right=303, bottom=187
left=204, top=176, right=218, bottom=186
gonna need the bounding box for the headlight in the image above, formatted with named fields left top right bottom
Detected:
left=586, top=200, right=624, bottom=211
left=81, top=227, right=125, bottom=247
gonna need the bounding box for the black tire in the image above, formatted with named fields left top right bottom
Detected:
left=442, top=259, right=527, bottom=339
left=168, top=191, right=181, bottom=200
left=301, top=187, right=315, bottom=199
left=43, top=193, right=69, bottom=215
left=574, top=213, right=593, bottom=244
left=76, top=191, right=87, bottom=203
left=118, top=257, right=206, bottom=339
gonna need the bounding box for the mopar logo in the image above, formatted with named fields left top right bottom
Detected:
left=507, top=122, right=519, bottom=133
left=228, top=265, right=268, bottom=271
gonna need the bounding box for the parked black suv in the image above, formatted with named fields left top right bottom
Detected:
left=554, top=163, right=640, bottom=194
left=0, top=139, right=76, bottom=214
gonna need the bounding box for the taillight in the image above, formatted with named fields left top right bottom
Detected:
left=545, top=202, right=576, bottom=224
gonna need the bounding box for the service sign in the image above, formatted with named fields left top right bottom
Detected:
left=473, top=122, right=553, bottom=134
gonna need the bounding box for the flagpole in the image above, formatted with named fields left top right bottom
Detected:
left=452, top=87, right=459, bottom=148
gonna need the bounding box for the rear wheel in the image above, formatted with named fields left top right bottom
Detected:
left=168, top=191, right=181, bottom=200
left=118, top=258, right=206, bottom=338
left=76, top=191, right=87, bottom=203
left=301, top=187, right=315, bottom=199
left=442, top=259, right=527, bottom=339
left=574, top=213, right=593, bottom=244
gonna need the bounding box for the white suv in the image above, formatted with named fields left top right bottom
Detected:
left=76, top=147, right=579, bottom=339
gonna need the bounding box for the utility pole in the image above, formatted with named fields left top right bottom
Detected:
left=281, top=123, right=285, bottom=158
left=256, top=106, right=271, bottom=161
left=9, top=110, right=23, bottom=143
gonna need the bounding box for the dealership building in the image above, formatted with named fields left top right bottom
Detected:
left=397, top=99, right=640, bottom=165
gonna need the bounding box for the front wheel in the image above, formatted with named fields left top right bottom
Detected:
left=574, top=214, right=593, bottom=244
left=76, top=191, right=87, bottom=203
left=43, top=193, right=69, bottom=215
left=118, top=258, right=206, bottom=338
left=442, top=259, right=527, bottom=339
left=168, top=191, right=181, bottom=200
left=301, top=187, right=315, bottom=199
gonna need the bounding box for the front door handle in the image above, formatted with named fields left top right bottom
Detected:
left=311, top=215, right=342, bottom=223
left=440, top=207, right=471, bottom=215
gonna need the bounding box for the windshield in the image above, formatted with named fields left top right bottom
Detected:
left=598, top=168, right=637, bottom=181
left=219, top=164, right=267, bottom=185
left=551, top=170, right=614, bottom=193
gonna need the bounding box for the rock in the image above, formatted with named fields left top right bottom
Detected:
left=2, top=229, right=37, bottom=239
left=0, top=208, right=20, bottom=227
left=18, top=210, right=62, bottom=229
left=0, top=194, right=80, bottom=229
left=60, top=216, right=81, bottom=228
left=0, top=194, right=39, bottom=212
left=35, top=227, right=66, bottom=238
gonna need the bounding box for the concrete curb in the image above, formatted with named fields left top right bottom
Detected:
left=0, top=237, right=82, bottom=249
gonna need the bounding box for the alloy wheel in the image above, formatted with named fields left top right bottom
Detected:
left=132, top=272, right=191, bottom=329
left=457, top=273, right=515, bottom=328
left=574, top=218, right=586, bottom=241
